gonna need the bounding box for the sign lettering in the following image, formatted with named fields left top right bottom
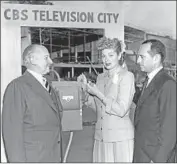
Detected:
left=3, top=8, right=119, bottom=24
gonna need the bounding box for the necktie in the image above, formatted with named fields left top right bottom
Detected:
left=140, top=76, right=149, bottom=96
left=43, top=78, right=52, bottom=93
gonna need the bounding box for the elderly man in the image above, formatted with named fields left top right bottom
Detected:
left=2, top=44, right=63, bottom=162
left=133, top=39, right=176, bottom=163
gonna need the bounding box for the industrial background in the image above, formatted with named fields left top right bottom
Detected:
left=21, top=26, right=176, bottom=81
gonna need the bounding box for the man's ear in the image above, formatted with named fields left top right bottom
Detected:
left=118, top=52, right=121, bottom=60
left=153, top=53, right=161, bottom=63
left=29, top=54, right=35, bottom=64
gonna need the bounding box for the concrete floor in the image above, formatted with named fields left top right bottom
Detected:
left=62, top=105, right=96, bottom=162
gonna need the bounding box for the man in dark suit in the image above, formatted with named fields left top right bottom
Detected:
left=133, top=39, right=176, bottom=163
left=2, top=44, right=63, bottom=162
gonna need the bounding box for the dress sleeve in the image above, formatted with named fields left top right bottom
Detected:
left=105, top=72, right=135, bottom=117
left=84, top=74, right=102, bottom=112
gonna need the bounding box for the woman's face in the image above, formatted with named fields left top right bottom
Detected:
left=102, top=48, right=120, bottom=70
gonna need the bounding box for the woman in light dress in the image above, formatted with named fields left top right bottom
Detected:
left=78, top=37, right=135, bottom=162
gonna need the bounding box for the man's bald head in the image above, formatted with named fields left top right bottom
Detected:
left=23, top=44, right=48, bottom=66
left=23, top=44, right=53, bottom=75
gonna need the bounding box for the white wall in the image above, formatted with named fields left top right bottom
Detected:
left=124, top=1, right=176, bottom=39
left=1, top=24, right=21, bottom=163
left=21, top=27, right=31, bottom=59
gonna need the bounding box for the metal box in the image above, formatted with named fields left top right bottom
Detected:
left=52, top=81, right=83, bottom=131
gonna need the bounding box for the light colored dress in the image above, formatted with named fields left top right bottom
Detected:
left=87, top=67, right=135, bottom=162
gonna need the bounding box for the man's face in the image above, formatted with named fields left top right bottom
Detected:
left=32, top=48, right=53, bottom=75
left=102, top=49, right=119, bottom=70
left=137, top=43, right=155, bottom=73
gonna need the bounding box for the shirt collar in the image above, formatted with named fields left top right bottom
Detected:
left=27, top=69, right=45, bottom=85
left=147, top=66, right=163, bottom=81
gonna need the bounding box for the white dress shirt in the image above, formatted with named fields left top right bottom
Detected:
left=27, top=69, right=46, bottom=89
left=147, top=66, right=163, bottom=87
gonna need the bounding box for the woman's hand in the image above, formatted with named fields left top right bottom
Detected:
left=86, top=81, right=100, bottom=97
left=77, top=73, right=87, bottom=91
left=86, top=81, right=107, bottom=106
left=77, top=73, right=87, bottom=84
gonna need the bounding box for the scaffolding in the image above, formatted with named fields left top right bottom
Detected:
left=22, top=26, right=176, bottom=79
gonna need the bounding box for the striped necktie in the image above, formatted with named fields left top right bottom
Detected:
left=43, top=78, right=52, bottom=93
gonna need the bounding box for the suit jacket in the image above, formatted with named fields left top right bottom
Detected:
left=88, top=67, right=135, bottom=142
left=2, top=71, right=63, bottom=162
left=133, top=69, right=176, bottom=163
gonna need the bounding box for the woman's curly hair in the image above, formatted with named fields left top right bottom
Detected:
left=97, top=36, right=126, bottom=66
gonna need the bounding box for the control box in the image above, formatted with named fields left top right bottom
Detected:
left=52, top=81, right=83, bottom=131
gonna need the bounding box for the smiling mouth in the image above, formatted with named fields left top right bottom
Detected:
left=105, top=63, right=111, bottom=66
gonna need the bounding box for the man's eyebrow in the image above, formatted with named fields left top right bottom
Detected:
left=108, top=52, right=114, bottom=55
left=137, top=54, right=142, bottom=57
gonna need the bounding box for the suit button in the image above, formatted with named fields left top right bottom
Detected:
left=58, top=141, right=60, bottom=144
left=101, top=139, right=103, bottom=142
left=101, top=128, right=102, bottom=130
left=101, top=117, right=103, bottom=119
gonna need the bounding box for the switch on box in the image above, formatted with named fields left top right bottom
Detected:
left=52, top=81, right=83, bottom=131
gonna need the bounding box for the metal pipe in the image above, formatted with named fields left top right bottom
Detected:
left=71, top=28, right=103, bottom=35
left=63, top=132, right=74, bottom=162
left=50, top=69, right=60, bottom=81
left=68, top=31, right=71, bottom=62
left=86, top=56, right=98, bottom=75
left=39, top=28, right=42, bottom=44
left=83, top=33, right=86, bottom=63
left=50, top=28, right=52, bottom=54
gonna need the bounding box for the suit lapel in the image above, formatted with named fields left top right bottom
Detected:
left=137, top=69, right=164, bottom=107
left=50, top=87, right=60, bottom=115
left=23, top=71, right=58, bottom=114
left=134, top=82, right=155, bottom=126
left=98, top=74, right=105, bottom=95
left=137, top=79, right=155, bottom=107
left=135, top=69, right=164, bottom=126
left=104, top=79, right=113, bottom=96
left=103, top=67, right=124, bottom=96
